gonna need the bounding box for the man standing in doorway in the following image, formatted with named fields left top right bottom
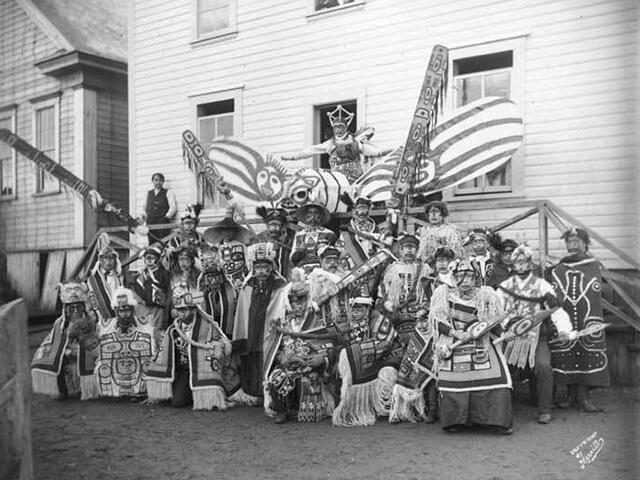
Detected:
left=140, top=173, right=178, bottom=241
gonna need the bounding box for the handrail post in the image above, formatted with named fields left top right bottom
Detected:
left=538, top=201, right=548, bottom=269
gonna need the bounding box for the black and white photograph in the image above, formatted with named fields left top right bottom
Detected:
left=0, top=0, right=638, bottom=479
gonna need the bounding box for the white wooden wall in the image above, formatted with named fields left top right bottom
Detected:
left=130, top=0, right=639, bottom=268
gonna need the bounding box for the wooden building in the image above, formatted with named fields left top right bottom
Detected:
left=0, top=0, right=128, bottom=311
left=129, top=0, right=638, bottom=270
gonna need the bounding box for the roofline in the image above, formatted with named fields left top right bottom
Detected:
left=15, top=0, right=74, bottom=51
left=35, top=50, right=127, bottom=77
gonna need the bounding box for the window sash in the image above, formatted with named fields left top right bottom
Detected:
left=33, top=103, right=60, bottom=194
left=196, top=0, right=234, bottom=38
left=453, top=65, right=514, bottom=193
left=197, top=111, right=235, bottom=207
left=0, top=115, right=15, bottom=198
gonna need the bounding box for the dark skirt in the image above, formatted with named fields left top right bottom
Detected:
left=241, top=352, right=264, bottom=398
left=440, top=388, right=513, bottom=429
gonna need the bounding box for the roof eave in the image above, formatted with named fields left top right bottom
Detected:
left=35, top=50, right=127, bottom=78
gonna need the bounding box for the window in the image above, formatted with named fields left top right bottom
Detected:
left=33, top=97, right=60, bottom=194
left=315, top=0, right=356, bottom=11
left=0, top=109, right=16, bottom=200
left=314, top=101, right=357, bottom=169
left=190, top=87, right=243, bottom=208
left=308, top=0, right=365, bottom=17
left=447, top=37, right=525, bottom=198
left=195, top=0, right=236, bottom=41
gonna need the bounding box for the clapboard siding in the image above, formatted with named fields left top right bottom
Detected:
left=131, top=0, right=639, bottom=268
left=0, top=0, right=76, bottom=251
left=96, top=88, right=129, bottom=228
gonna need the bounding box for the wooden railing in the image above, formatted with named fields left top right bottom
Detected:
left=16, top=199, right=640, bottom=330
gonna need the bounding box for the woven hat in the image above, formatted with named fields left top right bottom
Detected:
left=203, top=204, right=252, bottom=244
left=318, top=245, right=341, bottom=260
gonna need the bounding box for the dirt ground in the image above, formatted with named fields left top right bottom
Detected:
left=28, top=331, right=640, bottom=480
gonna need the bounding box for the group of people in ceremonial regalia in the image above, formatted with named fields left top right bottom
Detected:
left=31, top=189, right=610, bottom=434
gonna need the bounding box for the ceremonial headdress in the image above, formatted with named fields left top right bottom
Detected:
left=424, top=200, right=449, bottom=218
left=397, top=233, right=420, bottom=247
left=111, top=287, right=137, bottom=309
left=449, top=258, right=476, bottom=276
left=180, top=203, right=203, bottom=223
left=256, top=205, right=287, bottom=225
left=246, top=242, right=277, bottom=270
left=511, top=244, right=534, bottom=263
left=98, top=246, right=118, bottom=258
left=172, top=284, right=204, bottom=309
left=92, top=240, right=122, bottom=275
left=203, top=203, right=253, bottom=244
left=464, top=227, right=500, bottom=249
left=59, top=282, right=90, bottom=304
left=200, top=250, right=223, bottom=274
left=327, top=104, right=354, bottom=127
left=561, top=226, right=590, bottom=246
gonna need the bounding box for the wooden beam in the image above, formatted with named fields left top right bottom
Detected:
left=547, top=200, right=640, bottom=270
left=603, top=298, right=640, bottom=331
left=492, top=206, right=539, bottom=232
left=538, top=205, right=548, bottom=270
left=601, top=269, right=640, bottom=289
left=68, top=232, right=99, bottom=280
left=543, top=204, right=568, bottom=234
left=107, top=234, right=141, bottom=253
left=600, top=264, right=640, bottom=323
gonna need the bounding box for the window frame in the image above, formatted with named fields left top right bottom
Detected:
left=31, top=95, right=61, bottom=196
left=443, top=36, right=527, bottom=202
left=189, top=86, right=244, bottom=210
left=191, top=0, right=238, bottom=45
left=303, top=87, right=367, bottom=169
left=306, top=0, right=366, bottom=20
left=0, top=106, right=17, bottom=201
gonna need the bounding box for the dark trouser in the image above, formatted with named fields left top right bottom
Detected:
left=171, top=366, right=193, bottom=408
left=425, top=382, right=438, bottom=415
left=533, top=339, right=553, bottom=414
left=147, top=216, right=171, bottom=243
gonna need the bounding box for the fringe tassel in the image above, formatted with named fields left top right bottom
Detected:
left=333, top=349, right=377, bottom=426
left=332, top=380, right=378, bottom=427
left=146, top=379, right=173, bottom=401
left=322, top=385, right=335, bottom=416
left=192, top=386, right=228, bottom=411
left=389, top=384, right=426, bottom=424
left=31, top=370, right=60, bottom=397
left=228, top=388, right=261, bottom=407
left=80, top=374, right=100, bottom=401
left=375, top=366, right=397, bottom=416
